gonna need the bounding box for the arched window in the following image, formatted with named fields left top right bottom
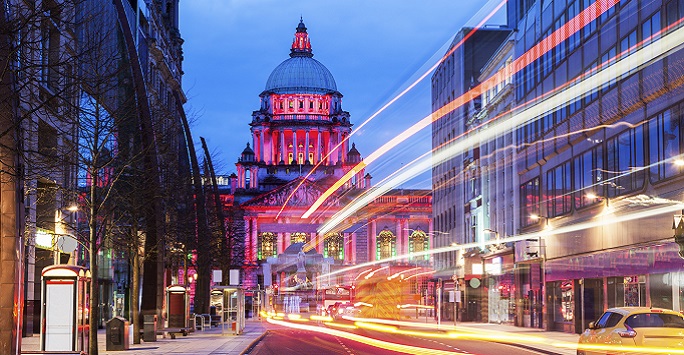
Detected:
left=324, top=233, right=344, bottom=261
left=409, top=228, right=429, bottom=260
left=376, top=228, right=396, bottom=260
left=290, top=232, right=309, bottom=244
left=258, top=232, right=277, bottom=260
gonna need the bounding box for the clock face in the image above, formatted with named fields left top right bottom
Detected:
left=469, top=278, right=481, bottom=289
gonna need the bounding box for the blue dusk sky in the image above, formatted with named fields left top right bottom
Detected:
left=179, top=1, right=506, bottom=188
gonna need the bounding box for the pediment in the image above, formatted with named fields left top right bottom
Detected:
left=242, top=178, right=337, bottom=207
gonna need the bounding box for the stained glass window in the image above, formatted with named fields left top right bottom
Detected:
left=324, top=233, right=344, bottom=261
left=408, top=228, right=429, bottom=260
left=290, top=232, right=310, bottom=244
left=376, top=228, right=396, bottom=260
left=258, top=232, right=277, bottom=260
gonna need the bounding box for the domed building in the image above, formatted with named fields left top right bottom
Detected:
left=227, top=20, right=432, bottom=300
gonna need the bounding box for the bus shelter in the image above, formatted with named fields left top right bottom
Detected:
left=210, top=286, right=245, bottom=335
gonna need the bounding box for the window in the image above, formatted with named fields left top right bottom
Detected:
left=619, top=29, right=637, bottom=78
left=596, top=312, right=623, bottom=328
left=324, top=233, right=344, bottom=261
left=648, top=109, right=681, bottom=181
left=376, top=228, right=396, bottom=260
left=584, top=61, right=599, bottom=105
left=626, top=313, right=684, bottom=328
left=546, top=161, right=571, bottom=217
left=290, top=232, right=309, bottom=244
left=605, top=125, right=646, bottom=197
left=581, top=0, right=597, bottom=40
left=567, top=1, right=581, bottom=52
left=599, top=2, right=615, bottom=24
left=642, top=11, right=662, bottom=60
left=520, top=177, right=541, bottom=227
left=600, top=46, right=617, bottom=92
left=574, top=146, right=604, bottom=209
left=408, top=229, right=429, bottom=260
left=554, top=16, right=567, bottom=66
left=258, top=232, right=277, bottom=260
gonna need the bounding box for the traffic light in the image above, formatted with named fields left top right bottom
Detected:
left=273, top=284, right=279, bottom=296
left=673, top=214, right=684, bottom=259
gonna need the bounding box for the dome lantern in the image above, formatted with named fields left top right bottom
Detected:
left=291, top=17, right=312, bottom=58
left=263, top=19, right=337, bottom=95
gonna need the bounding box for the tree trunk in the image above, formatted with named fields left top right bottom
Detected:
left=131, top=236, right=141, bottom=344
left=200, top=137, right=230, bottom=284
left=88, top=178, right=99, bottom=355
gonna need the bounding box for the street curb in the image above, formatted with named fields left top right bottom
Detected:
left=239, top=330, right=270, bottom=355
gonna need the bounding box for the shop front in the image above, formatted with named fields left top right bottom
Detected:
left=483, top=250, right=515, bottom=324
left=545, top=241, right=684, bottom=333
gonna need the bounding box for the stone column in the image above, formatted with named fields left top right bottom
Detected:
left=250, top=218, right=258, bottom=264
left=343, top=233, right=350, bottom=264
left=292, top=130, right=298, bottom=164
left=429, top=219, right=435, bottom=251
left=311, top=232, right=320, bottom=254
left=336, top=130, right=342, bottom=164
left=251, top=167, right=258, bottom=190
left=280, top=130, right=286, bottom=164
left=316, top=130, right=322, bottom=164
left=304, top=130, right=310, bottom=164
left=396, top=219, right=403, bottom=258
left=327, top=130, right=333, bottom=165
left=370, top=220, right=377, bottom=261
left=271, top=130, right=277, bottom=164
left=341, top=132, right=347, bottom=164
left=351, top=232, right=357, bottom=264
left=254, top=130, right=261, bottom=162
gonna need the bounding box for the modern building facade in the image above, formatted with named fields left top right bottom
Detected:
left=430, top=26, right=512, bottom=322
left=513, top=0, right=684, bottom=334
left=433, top=0, right=684, bottom=334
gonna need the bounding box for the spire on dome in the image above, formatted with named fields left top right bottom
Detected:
left=291, top=18, right=313, bottom=58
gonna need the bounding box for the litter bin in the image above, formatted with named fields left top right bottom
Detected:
left=106, top=317, right=130, bottom=351
left=143, top=314, right=157, bottom=342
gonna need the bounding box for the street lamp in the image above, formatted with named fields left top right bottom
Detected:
left=585, top=192, right=608, bottom=206
left=529, top=213, right=549, bottom=226
left=483, top=228, right=504, bottom=252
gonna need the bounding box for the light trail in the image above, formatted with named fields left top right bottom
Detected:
left=267, top=317, right=467, bottom=355
left=303, top=0, right=621, bottom=220
left=317, top=16, right=684, bottom=235
left=320, top=200, right=684, bottom=280
left=265, top=314, right=684, bottom=354
left=273, top=0, right=508, bottom=222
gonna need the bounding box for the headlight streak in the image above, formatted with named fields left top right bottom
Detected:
left=316, top=16, right=684, bottom=236
left=320, top=201, right=684, bottom=280
left=274, top=0, right=508, bottom=223
left=267, top=317, right=468, bottom=355
left=268, top=314, right=684, bottom=354
left=303, top=0, right=621, bottom=221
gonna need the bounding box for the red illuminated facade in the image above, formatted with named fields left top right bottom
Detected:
left=229, top=20, right=433, bottom=291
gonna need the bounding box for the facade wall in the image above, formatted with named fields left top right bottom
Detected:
left=431, top=27, right=512, bottom=276
left=432, top=0, right=684, bottom=332
left=512, top=0, right=684, bottom=333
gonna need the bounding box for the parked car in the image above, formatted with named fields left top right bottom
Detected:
left=577, top=307, right=684, bottom=355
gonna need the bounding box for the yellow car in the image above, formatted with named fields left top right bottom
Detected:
left=577, top=307, right=684, bottom=355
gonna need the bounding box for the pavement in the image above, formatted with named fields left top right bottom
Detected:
left=20, top=318, right=269, bottom=355
left=453, top=322, right=579, bottom=355
left=19, top=317, right=579, bottom=355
